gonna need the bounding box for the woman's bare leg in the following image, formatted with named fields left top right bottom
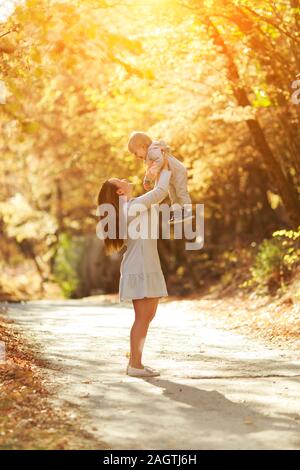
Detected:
left=129, top=297, right=159, bottom=369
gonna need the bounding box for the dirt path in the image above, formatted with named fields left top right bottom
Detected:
left=4, top=299, right=300, bottom=450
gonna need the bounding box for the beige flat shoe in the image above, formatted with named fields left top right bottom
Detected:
left=126, top=364, right=160, bottom=377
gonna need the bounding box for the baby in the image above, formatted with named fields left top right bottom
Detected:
left=127, top=131, right=193, bottom=224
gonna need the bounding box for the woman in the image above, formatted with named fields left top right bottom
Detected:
left=97, top=155, right=171, bottom=377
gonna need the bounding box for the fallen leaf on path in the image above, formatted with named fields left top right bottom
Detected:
left=244, top=416, right=254, bottom=425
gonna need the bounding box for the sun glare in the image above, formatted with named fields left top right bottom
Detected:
left=0, top=0, right=20, bottom=22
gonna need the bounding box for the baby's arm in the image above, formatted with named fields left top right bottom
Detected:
left=143, top=147, right=165, bottom=190
left=143, top=160, right=154, bottom=191
left=147, top=146, right=164, bottom=171
left=143, top=160, right=161, bottom=191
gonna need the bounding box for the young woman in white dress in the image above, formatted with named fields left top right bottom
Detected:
left=97, top=155, right=171, bottom=377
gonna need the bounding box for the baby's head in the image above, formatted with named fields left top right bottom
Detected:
left=127, top=131, right=152, bottom=161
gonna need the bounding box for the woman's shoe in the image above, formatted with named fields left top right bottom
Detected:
left=126, top=364, right=160, bottom=377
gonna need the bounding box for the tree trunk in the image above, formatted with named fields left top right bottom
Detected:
left=206, top=18, right=300, bottom=228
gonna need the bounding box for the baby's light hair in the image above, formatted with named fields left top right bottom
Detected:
left=127, top=131, right=152, bottom=153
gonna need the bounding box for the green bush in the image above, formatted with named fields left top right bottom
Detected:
left=53, top=233, right=85, bottom=298
left=249, top=226, right=300, bottom=294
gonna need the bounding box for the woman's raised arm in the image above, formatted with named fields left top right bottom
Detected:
left=128, top=169, right=171, bottom=212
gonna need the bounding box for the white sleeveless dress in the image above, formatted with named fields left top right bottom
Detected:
left=119, top=170, right=171, bottom=302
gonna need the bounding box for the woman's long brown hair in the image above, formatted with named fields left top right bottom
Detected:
left=97, top=180, right=125, bottom=255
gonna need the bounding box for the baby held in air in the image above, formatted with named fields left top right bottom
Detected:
left=127, top=131, right=193, bottom=224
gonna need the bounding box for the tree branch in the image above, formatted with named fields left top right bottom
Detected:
left=0, top=30, right=13, bottom=39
